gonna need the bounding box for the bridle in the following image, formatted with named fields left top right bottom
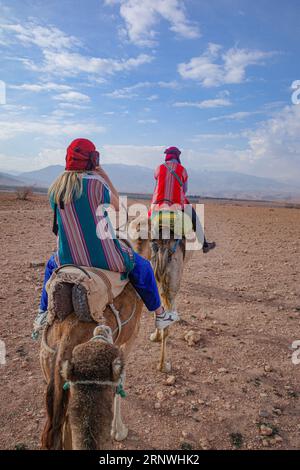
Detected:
left=151, top=238, right=185, bottom=263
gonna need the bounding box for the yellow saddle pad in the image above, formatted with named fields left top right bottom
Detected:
left=150, top=210, right=193, bottom=237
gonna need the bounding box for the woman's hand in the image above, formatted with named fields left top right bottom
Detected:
left=95, top=165, right=108, bottom=180
left=95, top=165, right=119, bottom=208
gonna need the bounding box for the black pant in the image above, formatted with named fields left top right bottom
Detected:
left=190, top=205, right=207, bottom=246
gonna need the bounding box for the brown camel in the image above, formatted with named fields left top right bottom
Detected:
left=40, top=282, right=143, bottom=450
left=131, top=214, right=193, bottom=373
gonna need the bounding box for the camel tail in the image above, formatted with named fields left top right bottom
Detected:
left=41, top=352, right=69, bottom=450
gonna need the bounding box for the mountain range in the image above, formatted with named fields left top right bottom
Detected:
left=1, top=164, right=299, bottom=201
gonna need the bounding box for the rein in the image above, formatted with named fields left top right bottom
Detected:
left=152, top=238, right=185, bottom=263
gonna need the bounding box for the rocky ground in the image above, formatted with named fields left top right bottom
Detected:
left=0, top=192, right=299, bottom=450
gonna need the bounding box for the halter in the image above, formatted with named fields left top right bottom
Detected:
left=151, top=238, right=184, bottom=263
left=62, top=326, right=126, bottom=397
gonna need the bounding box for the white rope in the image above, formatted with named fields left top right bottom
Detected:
left=109, top=303, right=122, bottom=342
left=66, top=379, right=119, bottom=387
left=63, top=370, right=126, bottom=397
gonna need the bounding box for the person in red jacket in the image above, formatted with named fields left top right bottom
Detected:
left=150, top=146, right=216, bottom=253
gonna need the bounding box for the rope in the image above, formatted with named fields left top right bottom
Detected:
left=41, top=324, right=56, bottom=355
left=168, top=239, right=181, bottom=257
left=111, top=295, right=138, bottom=338
left=91, top=324, right=113, bottom=344
left=109, top=303, right=122, bottom=342
left=63, top=371, right=126, bottom=398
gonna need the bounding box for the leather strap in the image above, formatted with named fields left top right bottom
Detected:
left=163, top=163, right=183, bottom=187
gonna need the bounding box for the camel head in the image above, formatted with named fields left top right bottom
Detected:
left=61, top=334, right=124, bottom=450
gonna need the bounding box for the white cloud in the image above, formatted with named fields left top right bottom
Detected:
left=190, top=132, right=242, bottom=142
left=35, top=147, right=66, bottom=168
left=105, top=89, right=138, bottom=99
left=174, top=97, right=232, bottom=109
left=10, top=82, right=73, bottom=93
left=188, top=104, right=300, bottom=182
left=1, top=21, right=81, bottom=50
left=138, top=119, right=158, bottom=124
left=208, top=111, right=262, bottom=122
left=178, top=43, right=275, bottom=87
left=157, top=80, right=179, bottom=89
left=2, top=18, right=153, bottom=79
left=0, top=147, right=65, bottom=172
left=147, top=94, right=159, bottom=101
left=53, top=91, right=90, bottom=103
left=105, top=80, right=179, bottom=99
left=101, top=144, right=165, bottom=166
left=0, top=104, right=32, bottom=114
left=105, top=0, right=200, bottom=46
left=23, top=50, right=153, bottom=77
left=57, top=102, right=91, bottom=110
left=0, top=117, right=105, bottom=141
left=241, top=104, right=300, bottom=181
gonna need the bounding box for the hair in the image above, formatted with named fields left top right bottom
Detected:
left=48, top=171, right=84, bottom=206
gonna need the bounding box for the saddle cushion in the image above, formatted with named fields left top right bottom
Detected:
left=46, top=265, right=129, bottom=323
left=151, top=209, right=193, bottom=238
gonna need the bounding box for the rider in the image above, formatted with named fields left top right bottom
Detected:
left=33, top=139, right=179, bottom=335
left=150, top=146, right=216, bottom=253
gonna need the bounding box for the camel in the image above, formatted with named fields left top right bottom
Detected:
left=40, top=282, right=143, bottom=450
left=131, top=213, right=193, bottom=373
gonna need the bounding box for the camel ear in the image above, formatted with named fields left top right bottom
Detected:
left=112, top=357, right=123, bottom=381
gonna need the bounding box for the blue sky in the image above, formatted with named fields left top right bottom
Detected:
left=0, top=0, right=299, bottom=183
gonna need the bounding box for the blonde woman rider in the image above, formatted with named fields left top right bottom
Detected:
left=33, top=139, right=178, bottom=336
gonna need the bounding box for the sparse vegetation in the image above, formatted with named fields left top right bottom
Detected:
left=14, top=442, right=28, bottom=450
left=15, top=186, right=33, bottom=201
left=230, top=432, right=244, bottom=448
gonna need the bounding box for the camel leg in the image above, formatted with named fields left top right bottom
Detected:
left=63, top=414, right=73, bottom=450
left=111, top=374, right=128, bottom=442
left=111, top=316, right=141, bottom=442
left=157, top=328, right=171, bottom=373
left=150, top=328, right=162, bottom=343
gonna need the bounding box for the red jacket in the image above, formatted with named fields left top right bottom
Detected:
left=150, top=160, right=188, bottom=214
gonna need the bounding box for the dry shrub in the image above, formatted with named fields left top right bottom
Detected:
left=16, top=186, right=33, bottom=201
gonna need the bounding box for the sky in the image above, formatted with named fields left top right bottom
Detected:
left=0, top=0, right=299, bottom=184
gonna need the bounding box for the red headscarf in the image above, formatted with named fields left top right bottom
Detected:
left=65, top=138, right=99, bottom=171
left=164, top=146, right=181, bottom=164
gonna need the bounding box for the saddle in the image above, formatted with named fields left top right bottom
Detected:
left=46, top=265, right=129, bottom=324
left=151, top=209, right=193, bottom=239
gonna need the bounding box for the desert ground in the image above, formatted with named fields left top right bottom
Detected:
left=0, top=191, right=299, bottom=450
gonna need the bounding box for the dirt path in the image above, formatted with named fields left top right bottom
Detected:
left=0, top=192, right=299, bottom=450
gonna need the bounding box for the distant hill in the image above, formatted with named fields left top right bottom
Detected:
left=1, top=164, right=298, bottom=201
left=19, top=165, right=65, bottom=187
left=0, top=172, right=27, bottom=187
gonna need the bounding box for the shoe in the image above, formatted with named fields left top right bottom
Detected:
left=155, top=309, right=179, bottom=330
left=203, top=241, right=216, bottom=254
left=32, top=309, right=48, bottom=340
